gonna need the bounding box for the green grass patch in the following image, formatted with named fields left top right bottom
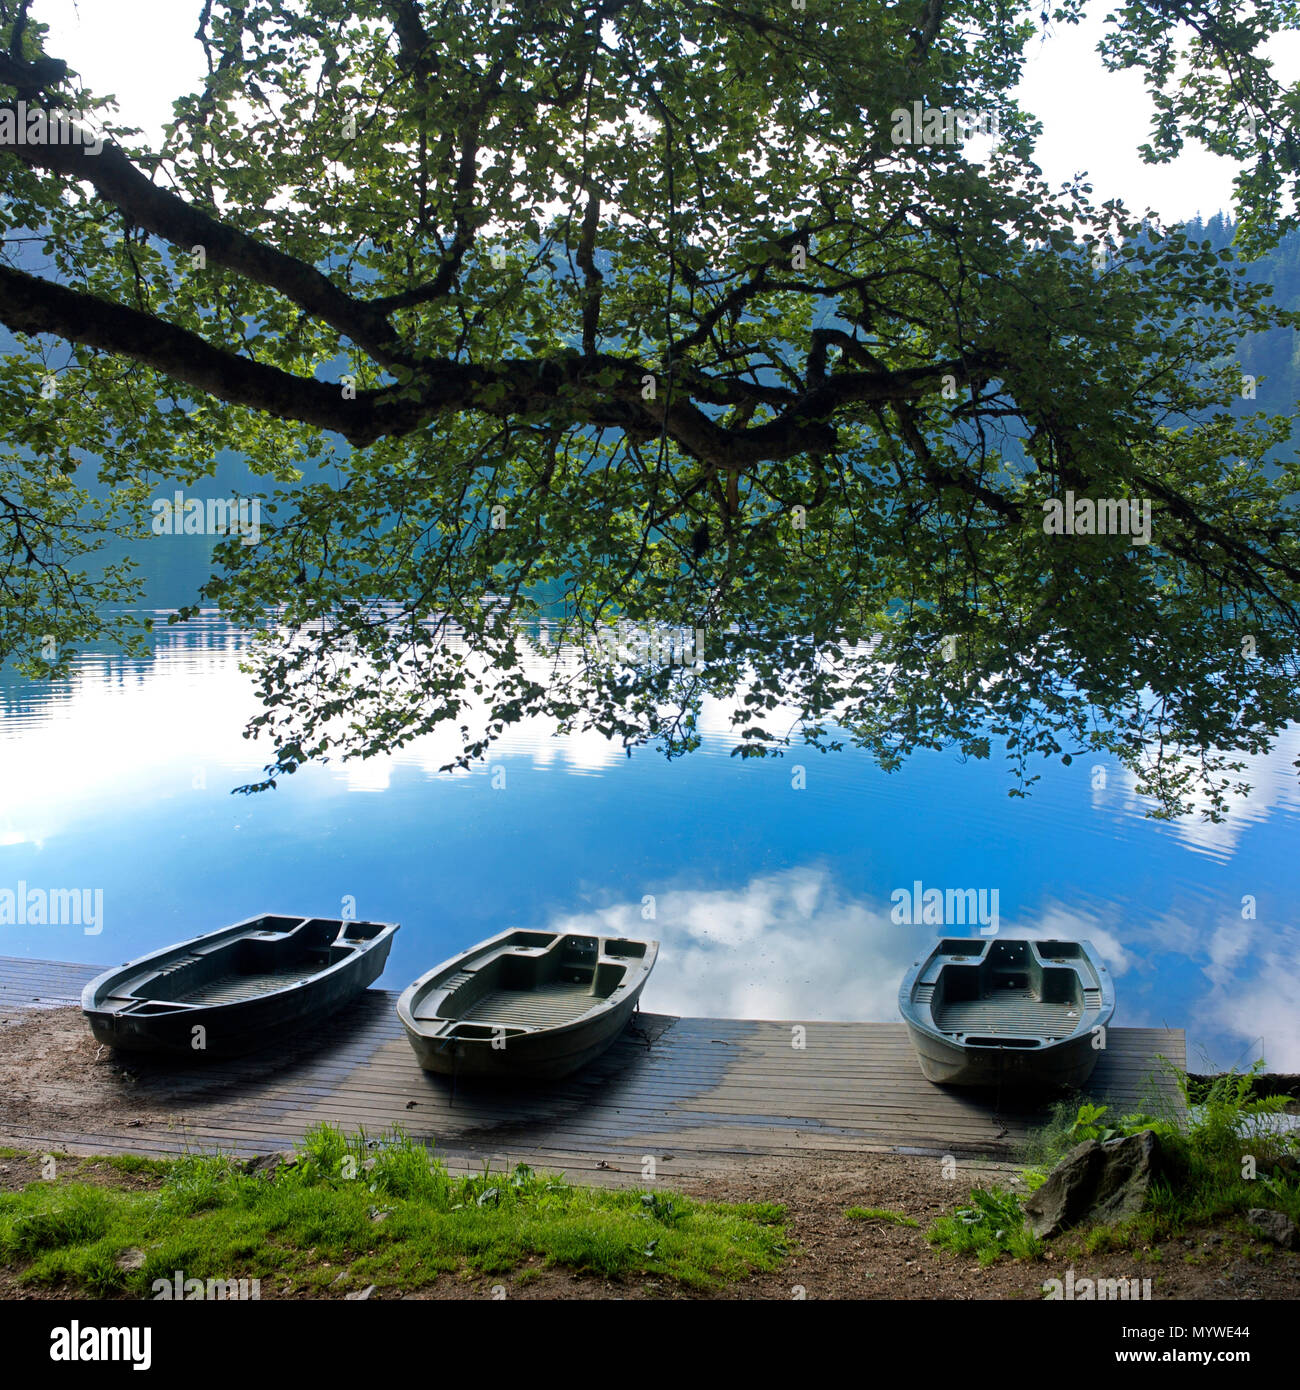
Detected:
left=844, top=1206, right=919, bottom=1227
left=927, top=1185, right=1043, bottom=1266
left=0, top=1126, right=788, bottom=1296
left=75, top=1155, right=173, bottom=1180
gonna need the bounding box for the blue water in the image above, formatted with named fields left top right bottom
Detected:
left=2, top=611, right=1299, bottom=1072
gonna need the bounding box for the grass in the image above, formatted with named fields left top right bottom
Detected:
left=930, top=1062, right=1300, bottom=1265
left=844, top=1206, right=919, bottom=1227
left=927, top=1185, right=1043, bottom=1266
left=0, top=1125, right=788, bottom=1296
left=72, top=1155, right=173, bottom=1181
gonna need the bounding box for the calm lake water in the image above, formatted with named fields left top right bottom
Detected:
left=2, top=609, right=1299, bottom=1073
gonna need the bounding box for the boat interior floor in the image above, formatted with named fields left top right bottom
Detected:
left=106, top=928, right=350, bottom=1011
left=933, top=991, right=1087, bottom=1037
left=409, top=931, right=644, bottom=1033
left=453, top=978, right=602, bottom=1030
left=168, top=962, right=326, bottom=1006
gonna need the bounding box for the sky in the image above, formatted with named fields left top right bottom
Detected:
left=33, top=0, right=1299, bottom=229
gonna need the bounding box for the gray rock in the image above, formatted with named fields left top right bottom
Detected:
left=114, top=1246, right=146, bottom=1271
left=1089, top=1130, right=1165, bottom=1224
left=241, top=1150, right=298, bottom=1180
left=1023, top=1140, right=1101, bottom=1239
left=1247, top=1208, right=1299, bottom=1250
left=1024, top=1130, right=1164, bottom=1239
left=345, top=1284, right=377, bottom=1301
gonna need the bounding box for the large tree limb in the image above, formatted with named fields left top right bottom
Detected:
left=576, top=191, right=603, bottom=356
left=0, top=262, right=423, bottom=444
left=0, top=54, right=405, bottom=366
left=0, top=253, right=1007, bottom=469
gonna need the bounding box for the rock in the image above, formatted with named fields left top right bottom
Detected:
left=1023, top=1131, right=1164, bottom=1239
left=241, top=1151, right=298, bottom=1180
left=345, top=1284, right=377, bottom=1300
left=114, top=1247, right=146, bottom=1271
left=1247, top=1209, right=1299, bottom=1250
left=1022, top=1140, right=1101, bottom=1239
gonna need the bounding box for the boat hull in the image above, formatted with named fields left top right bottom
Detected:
left=398, top=929, right=658, bottom=1081
left=82, top=915, right=398, bottom=1058
left=902, top=1018, right=1105, bottom=1089
left=402, top=977, right=648, bottom=1080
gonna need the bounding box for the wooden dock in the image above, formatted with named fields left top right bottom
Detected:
left=0, top=956, right=1185, bottom=1185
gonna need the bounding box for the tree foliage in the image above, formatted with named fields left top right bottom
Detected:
left=1, top=0, right=1299, bottom=817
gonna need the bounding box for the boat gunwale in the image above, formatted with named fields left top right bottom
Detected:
left=898, top=936, right=1116, bottom=1054
left=396, top=927, right=660, bottom=1044
left=81, top=914, right=401, bottom=1019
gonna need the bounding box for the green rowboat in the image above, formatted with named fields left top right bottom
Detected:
left=398, top=929, right=658, bottom=1080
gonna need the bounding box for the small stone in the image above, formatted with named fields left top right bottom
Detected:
left=115, top=1247, right=146, bottom=1271
left=345, top=1284, right=377, bottom=1300
left=1247, top=1209, right=1299, bottom=1251
left=242, top=1150, right=298, bottom=1179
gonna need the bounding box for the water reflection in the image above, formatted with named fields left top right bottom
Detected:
left=1, top=612, right=1299, bottom=1071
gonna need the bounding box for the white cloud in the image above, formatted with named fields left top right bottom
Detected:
left=1202, top=933, right=1300, bottom=1071
left=545, top=865, right=917, bottom=1022
left=1112, top=726, right=1300, bottom=862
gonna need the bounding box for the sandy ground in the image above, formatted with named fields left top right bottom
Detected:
left=0, top=1008, right=174, bottom=1133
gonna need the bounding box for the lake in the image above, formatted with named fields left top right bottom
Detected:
left=2, top=609, right=1298, bottom=1073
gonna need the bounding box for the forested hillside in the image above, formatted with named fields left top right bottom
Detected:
left=1186, top=213, right=1300, bottom=419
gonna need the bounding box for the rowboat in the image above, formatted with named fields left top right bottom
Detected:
left=397, top=929, right=658, bottom=1080
left=898, top=937, right=1115, bottom=1088
left=82, top=914, right=399, bottom=1057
